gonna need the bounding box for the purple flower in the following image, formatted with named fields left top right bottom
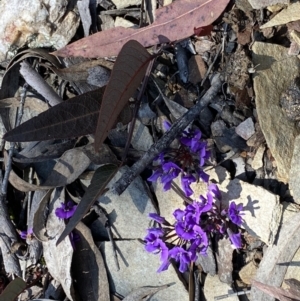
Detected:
left=173, top=209, right=185, bottom=221
left=69, top=231, right=80, bottom=250
left=181, top=174, right=196, bottom=197
left=169, top=246, right=192, bottom=273
left=175, top=221, right=195, bottom=240
left=148, top=169, right=163, bottom=182
left=199, top=142, right=210, bottom=166
left=198, top=192, right=213, bottom=213
left=192, top=225, right=208, bottom=247
left=208, top=183, right=221, bottom=199
left=185, top=202, right=202, bottom=224
left=163, top=121, right=172, bottom=131
left=145, top=237, right=168, bottom=263
left=149, top=213, right=167, bottom=225
left=160, top=162, right=181, bottom=190
left=148, top=161, right=181, bottom=191
left=180, top=129, right=202, bottom=153
left=157, top=259, right=171, bottom=273
left=228, top=202, right=244, bottom=226
left=20, top=228, right=33, bottom=240
left=55, top=201, right=77, bottom=220
left=228, top=229, right=242, bottom=248
left=197, top=169, right=209, bottom=183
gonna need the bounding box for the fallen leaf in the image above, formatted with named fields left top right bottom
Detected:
left=72, top=222, right=110, bottom=301
left=42, top=147, right=91, bottom=187
left=94, top=40, right=152, bottom=150
left=122, top=284, right=172, bottom=301
left=46, top=60, right=113, bottom=85
left=33, top=190, right=54, bottom=242
left=251, top=212, right=300, bottom=301
left=52, top=0, right=230, bottom=58
left=252, top=280, right=300, bottom=301
left=56, top=164, right=118, bottom=245
left=0, top=278, right=26, bottom=301
left=4, top=151, right=52, bottom=192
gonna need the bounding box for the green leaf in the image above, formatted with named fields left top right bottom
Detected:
left=0, top=278, right=26, bottom=301
left=56, top=164, right=118, bottom=245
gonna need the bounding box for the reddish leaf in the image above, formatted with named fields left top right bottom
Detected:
left=194, top=24, right=213, bottom=36
left=52, top=0, right=230, bottom=58
left=94, top=40, right=152, bottom=150
left=3, top=88, right=104, bottom=142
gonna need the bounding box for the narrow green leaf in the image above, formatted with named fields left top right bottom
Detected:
left=0, top=278, right=26, bottom=301
left=56, top=164, right=118, bottom=245
left=94, top=40, right=152, bottom=150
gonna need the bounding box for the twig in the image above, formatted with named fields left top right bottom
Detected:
left=0, top=84, right=28, bottom=276
left=19, top=61, right=62, bottom=106
left=122, top=53, right=156, bottom=162
left=200, top=44, right=222, bottom=87
left=114, top=74, right=222, bottom=195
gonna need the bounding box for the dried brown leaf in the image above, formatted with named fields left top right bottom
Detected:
left=72, top=222, right=110, bottom=301
left=52, top=0, right=230, bottom=58
left=94, top=40, right=152, bottom=150
left=33, top=189, right=54, bottom=242
left=46, top=59, right=113, bottom=83
left=4, top=151, right=52, bottom=192
left=56, top=164, right=118, bottom=245
left=42, top=147, right=91, bottom=187
left=252, top=280, right=300, bottom=301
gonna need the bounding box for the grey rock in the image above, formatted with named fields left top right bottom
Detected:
left=232, top=157, right=247, bottom=181
left=195, top=243, right=216, bottom=276
left=235, top=118, right=255, bottom=140
left=111, top=0, right=141, bottom=9
left=97, top=166, right=157, bottom=239
left=239, top=261, right=258, bottom=285
left=247, top=0, right=288, bottom=9
left=211, top=120, right=226, bottom=137
left=131, top=120, right=154, bottom=152
left=204, top=275, right=239, bottom=301
left=216, top=238, right=234, bottom=284
left=214, top=128, right=248, bottom=153
left=101, top=240, right=188, bottom=300
left=221, top=178, right=282, bottom=245
left=251, top=145, right=265, bottom=170
left=289, top=135, right=300, bottom=204
left=252, top=42, right=300, bottom=182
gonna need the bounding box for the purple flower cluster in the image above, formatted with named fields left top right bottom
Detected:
left=144, top=185, right=244, bottom=273
left=145, top=125, right=245, bottom=273
left=148, top=126, right=210, bottom=197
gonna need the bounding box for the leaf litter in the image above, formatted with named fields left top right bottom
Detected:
left=0, top=0, right=300, bottom=301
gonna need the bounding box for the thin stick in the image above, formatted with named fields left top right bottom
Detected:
left=122, top=55, right=156, bottom=162
left=114, top=74, right=222, bottom=195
